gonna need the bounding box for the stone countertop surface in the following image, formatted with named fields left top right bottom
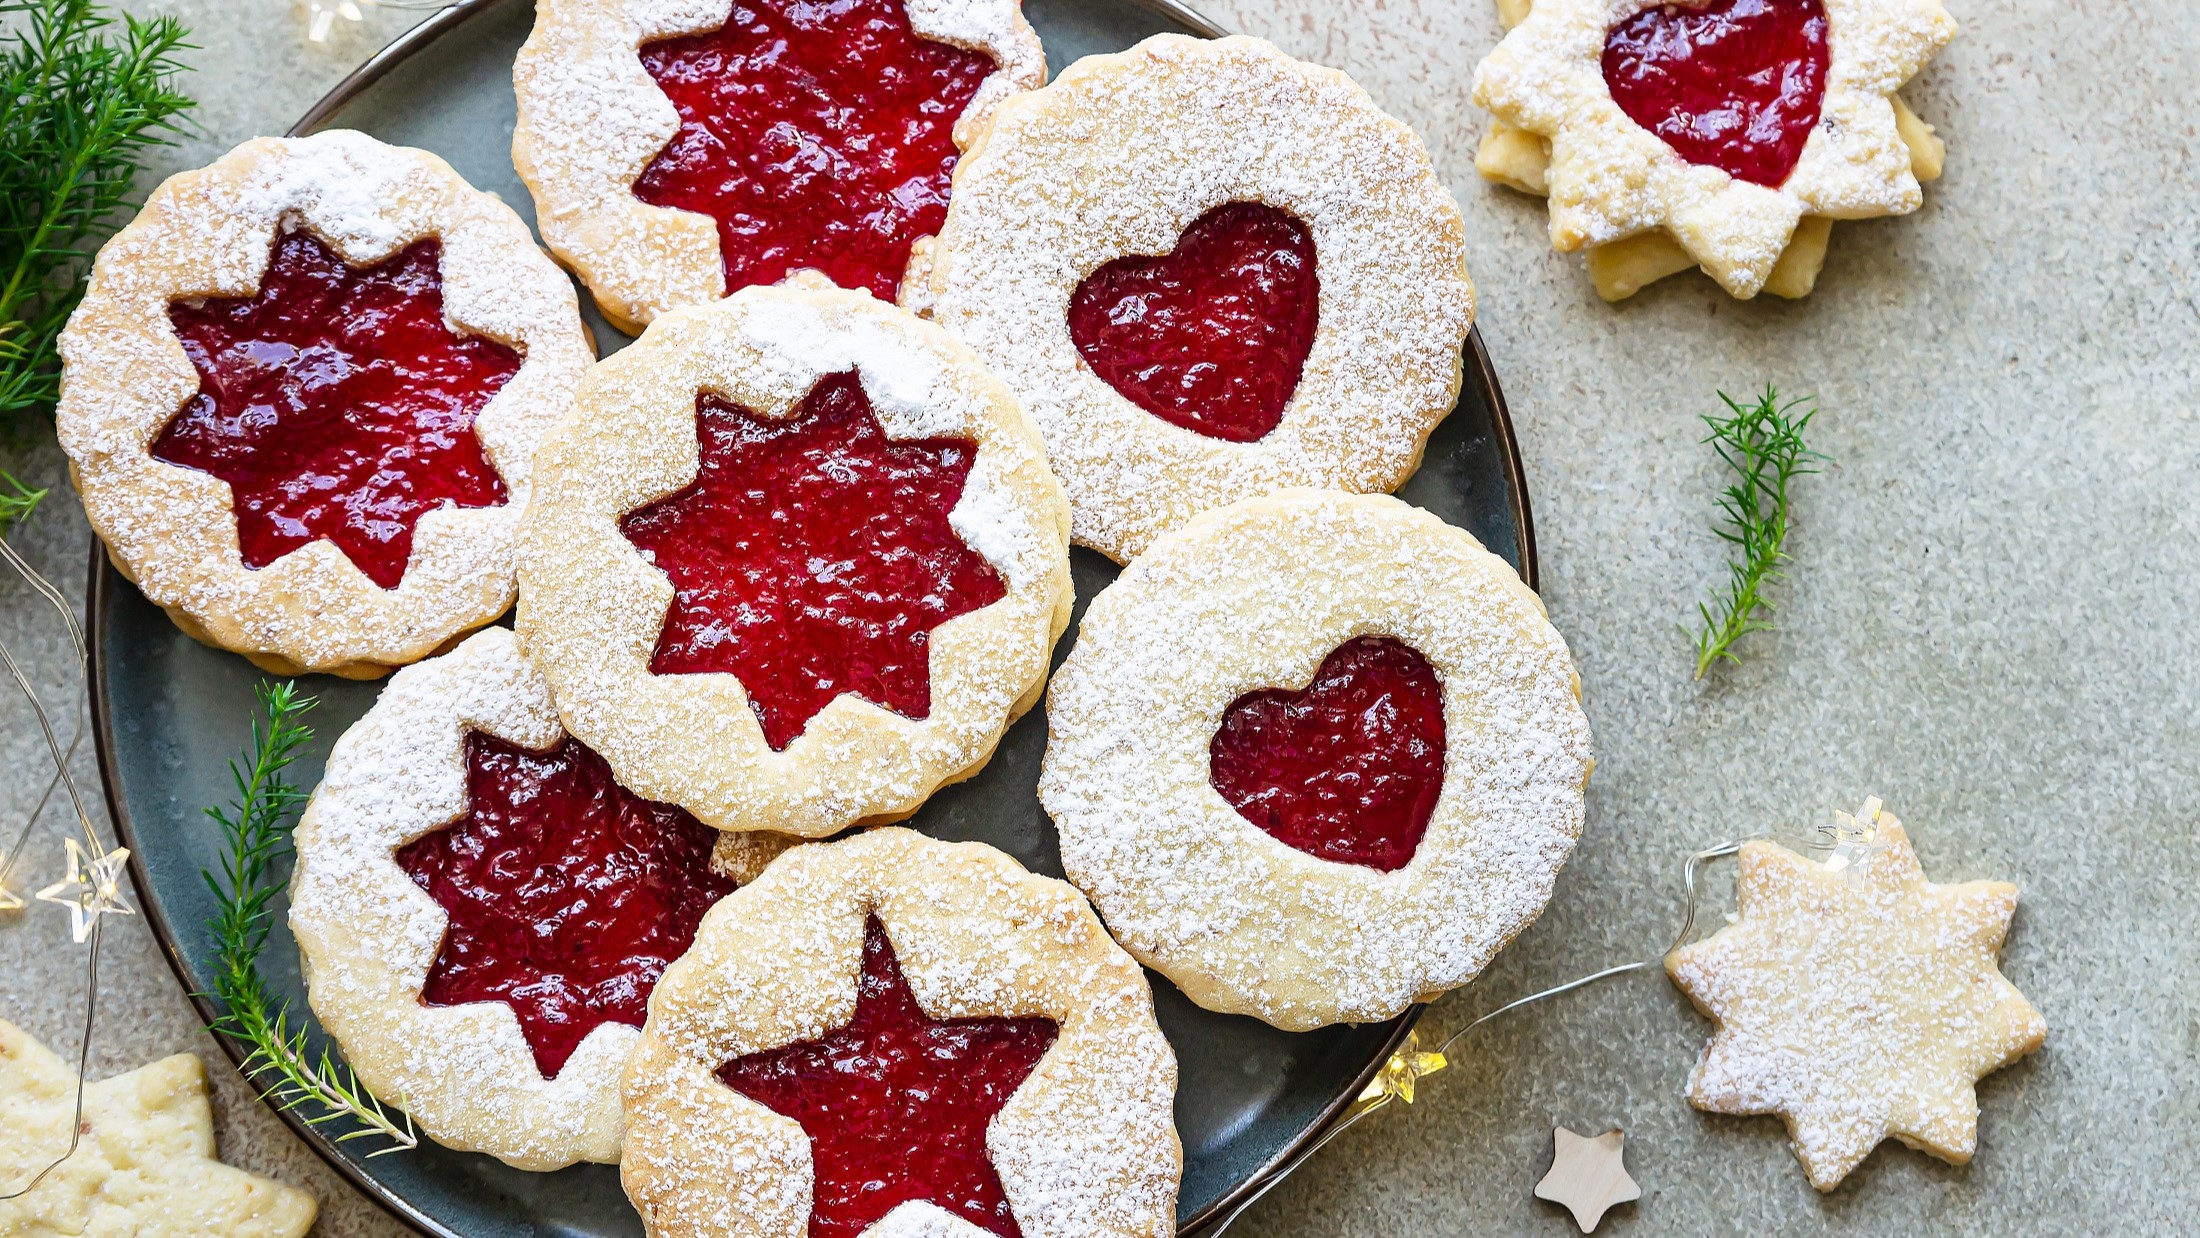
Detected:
left=2, top=0, right=2194, bottom=1234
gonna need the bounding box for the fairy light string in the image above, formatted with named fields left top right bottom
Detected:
left=0, top=521, right=130, bottom=1200
left=1204, top=839, right=1750, bottom=1237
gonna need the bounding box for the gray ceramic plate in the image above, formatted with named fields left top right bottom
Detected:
left=90, top=2, right=1536, bottom=1234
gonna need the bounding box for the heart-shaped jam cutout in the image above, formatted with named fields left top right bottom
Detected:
left=397, top=732, right=734, bottom=1079
left=721, top=916, right=1058, bottom=1238
left=1208, top=636, right=1445, bottom=872
left=1602, top=0, right=1830, bottom=188
left=620, top=371, right=1005, bottom=751
left=635, top=0, right=997, bottom=302
left=1067, top=201, right=1319, bottom=444
left=153, top=231, right=518, bottom=589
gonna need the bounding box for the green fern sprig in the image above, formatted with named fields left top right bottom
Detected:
left=201, top=681, right=415, bottom=1155
left=1691, top=387, right=1824, bottom=679
left=1, top=0, right=195, bottom=438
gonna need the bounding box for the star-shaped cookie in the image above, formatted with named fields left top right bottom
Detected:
left=0, top=1018, right=317, bottom=1237
left=1665, top=815, right=2047, bottom=1190
left=1472, top=0, right=1957, bottom=298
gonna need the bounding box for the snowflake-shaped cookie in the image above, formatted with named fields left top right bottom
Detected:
left=1665, top=812, right=2046, bottom=1189
left=1473, top=0, right=1957, bottom=299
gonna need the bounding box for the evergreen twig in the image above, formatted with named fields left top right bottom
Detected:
left=0, top=470, right=44, bottom=535
left=1691, top=387, right=1824, bottom=678
left=201, top=681, right=415, bottom=1154
left=1, top=0, right=195, bottom=438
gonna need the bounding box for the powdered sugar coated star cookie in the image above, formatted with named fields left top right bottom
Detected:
left=1665, top=809, right=2046, bottom=1190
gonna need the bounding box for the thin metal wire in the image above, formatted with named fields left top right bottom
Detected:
left=0, top=529, right=115, bottom=1200
left=0, top=914, right=102, bottom=1200
left=1201, top=841, right=1744, bottom=1237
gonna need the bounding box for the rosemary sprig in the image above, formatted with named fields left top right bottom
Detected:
left=201, top=681, right=416, bottom=1154
left=0, top=470, right=44, bottom=534
left=1691, top=386, right=1823, bottom=679
left=1, top=0, right=194, bottom=439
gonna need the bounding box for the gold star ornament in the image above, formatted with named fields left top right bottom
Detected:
left=1665, top=809, right=2047, bottom=1190
left=1534, top=1126, right=1639, bottom=1233
left=0, top=1019, right=317, bottom=1235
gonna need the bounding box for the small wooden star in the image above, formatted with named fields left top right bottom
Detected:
left=34, top=837, right=134, bottom=942
left=1665, top=811, right=2048, bottom=1190
left=1534, top=1126, right=1639, bottom=1233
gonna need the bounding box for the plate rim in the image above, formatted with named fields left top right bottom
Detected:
left=89, top=1, right=1539, bottom=1234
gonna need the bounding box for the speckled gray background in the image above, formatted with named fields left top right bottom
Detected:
left=2, top=0, right=2194, bottom=1233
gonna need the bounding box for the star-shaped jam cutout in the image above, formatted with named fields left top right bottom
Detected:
left=719, top=916, right=1057, bottom=1238
left=152, top=230, right=518, bottom=590
left=634, top=0, right=997, bottom=302
left=1665, top=812, right=2048, bottom=1191
left=620, top=370, right=1005, bottom=751
left=395, top=731, right=734, bottom=1078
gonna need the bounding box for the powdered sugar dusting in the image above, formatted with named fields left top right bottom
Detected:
left=1039, top=490, right=1591, bottom=1031
left=517, top=281, right=1071, bottom=837
left=56, top=131, right=592, bottom=676
left=1471, top=0, right=1957, bottom=296
left=1665, top=820, right=2047, bottom=1190
left=868, top=1201, right=996, bottom=1238
left=512, top=0, right=1046, bottom=330
left=289, top=628, right=633, bottom=1170
left=621, top=828, right=1180, bottom=1238
left=929, top=34, right=1475, bottom=563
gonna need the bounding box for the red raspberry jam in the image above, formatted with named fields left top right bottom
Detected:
left=620, top=371, right=1005, bottom=751
left=634, top=0, right=997, bottom=302
left=151, top=231, right=518, bottom=590
left=720, top=915, right=1057, bottom=1238
left=1602, top=0, right=1830, bottom=189
left=1067, top=201, right=1319, bottom=444
left=396, top=731, right=734, bottom=1079
left=1208, top=636, right=1446, bottom=873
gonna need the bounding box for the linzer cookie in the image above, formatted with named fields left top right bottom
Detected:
left=1040, top=490, right=1591, bottom=1031
left=512, top=0, right=1046, bottom=332
left=620, top=827, right=1180, bottom=1238
left=517, top=278, right=1072, bottom=838
left=927, top=34, right=1476, bottom=562
left=1472, top=0, right=1956, bottom=300
left=57, top=131, right=592, bottom=678
left=289, top=627, right=734, bottom=1169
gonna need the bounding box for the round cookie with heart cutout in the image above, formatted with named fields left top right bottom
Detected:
left=57, top=131, right=593, bottom=679
left=1471, top=0, right=1958, bottom=300
left=1039, top=489, right=1592, bottom=1031
left=518, top=277, right=1073, bottom=839
left=512, top=0, right=1046, bottom=333
left=289, top=627, right=735, bottom=1170
left=621, top=827, right=1180, bottom=1238
left=927, top=34, right=1476, bottom=563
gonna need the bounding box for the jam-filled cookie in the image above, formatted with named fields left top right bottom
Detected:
left=621, top=826, right=1180, bottom=1238
left=289, top=627, right=735, bottom=1169
left=512, top=0, right=1046, bottom=333
left=518, top=279, right=1073, bottom=838
left=1040, top=490, right=1592, bottom=1031
left=57, top=132, right=593, bottom=679
left=1472, top=0, right=1957, bottom=300
left=927, top=34, right=1476, bottom=563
